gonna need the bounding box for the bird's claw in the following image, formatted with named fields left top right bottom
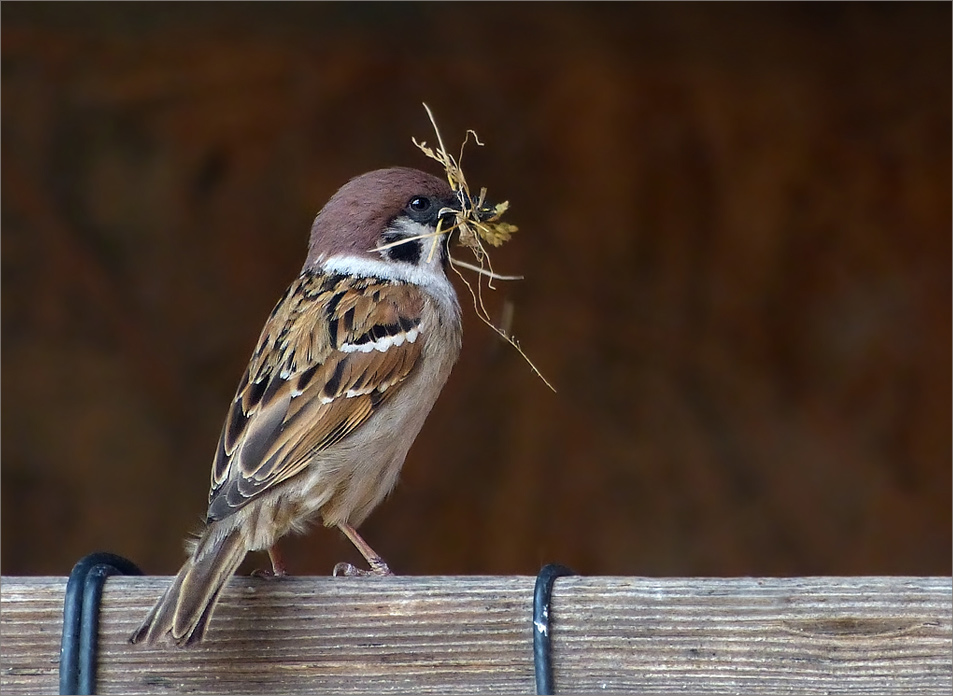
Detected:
left=250, top=565, right=287, bottom=579
left=332, top=559, right=393, bottom=577
left=250, top=568, right=287, bottom=579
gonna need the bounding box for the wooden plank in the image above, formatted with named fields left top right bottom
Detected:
left=1, top=576, right=950, bottom=694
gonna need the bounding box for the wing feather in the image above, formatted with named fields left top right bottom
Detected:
left=206, top=270, right=426, bottom=522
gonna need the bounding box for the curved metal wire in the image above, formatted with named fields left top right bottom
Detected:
left=60, top=552, right=142, bottom=695
left=533, top=563, right=576, bottom=695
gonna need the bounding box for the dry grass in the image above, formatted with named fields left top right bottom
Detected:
left=414, top=103, right=555, bottom=392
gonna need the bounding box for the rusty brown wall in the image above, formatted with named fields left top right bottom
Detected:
left=2, top=3, right=950, bottom=578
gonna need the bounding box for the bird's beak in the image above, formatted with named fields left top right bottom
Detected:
left=437, top=195, right=463, bottom=230
left=438, top=193, right=501, bottom=229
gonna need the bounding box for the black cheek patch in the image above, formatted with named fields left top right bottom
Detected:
left=382, top=232, right=422, bottom=266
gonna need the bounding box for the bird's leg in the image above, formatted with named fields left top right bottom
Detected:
left=333, top=522, right=393, bottom=577
left=268, top=546, right=288, bottom=576
left=251, top=545, right=288, bottom=579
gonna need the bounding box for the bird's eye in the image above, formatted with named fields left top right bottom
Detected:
left=408, top=196, right=432, bottom=213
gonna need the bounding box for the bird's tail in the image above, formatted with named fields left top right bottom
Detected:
left=129, top=524, right=247, bottom=647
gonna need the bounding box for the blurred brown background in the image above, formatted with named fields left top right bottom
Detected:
left=2, top=3, right=950, bottom=579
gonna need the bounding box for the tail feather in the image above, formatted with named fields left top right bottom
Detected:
left=130, top=525, right=247, bottom=647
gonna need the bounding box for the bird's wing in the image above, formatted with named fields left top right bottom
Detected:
left=205, top=270, right=427, bottom=522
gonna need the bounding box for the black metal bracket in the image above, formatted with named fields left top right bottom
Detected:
left=533, top=563, right=576, bottom=695
left=59, top=552, right=142, bottom=695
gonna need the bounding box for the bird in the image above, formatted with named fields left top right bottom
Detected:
left=130, top=167, right=463, bottom=647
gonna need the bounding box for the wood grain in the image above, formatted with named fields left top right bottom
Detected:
left=2, top=576, right=950, bottom=694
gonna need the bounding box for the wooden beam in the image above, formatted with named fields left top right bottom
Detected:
left=2, top=576, right=950, bottom=694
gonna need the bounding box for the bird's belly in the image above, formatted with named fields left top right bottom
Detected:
left=279, top=349, right=455, bottom=534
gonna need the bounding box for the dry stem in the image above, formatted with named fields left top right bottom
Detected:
left=414, top=103, right=555, bottom=393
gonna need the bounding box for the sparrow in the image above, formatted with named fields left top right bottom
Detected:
left=131, top=167, right=463, bottom=647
